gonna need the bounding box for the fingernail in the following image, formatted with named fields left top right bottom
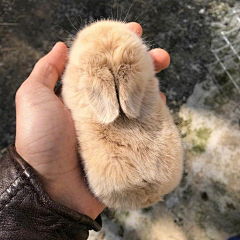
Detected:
left=52, top=42, right=60, bottom=50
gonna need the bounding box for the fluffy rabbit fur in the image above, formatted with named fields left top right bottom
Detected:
left=62, top=20, right=183, bottom=209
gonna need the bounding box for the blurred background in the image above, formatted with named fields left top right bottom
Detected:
left=0, top=0, right=239, bottom=239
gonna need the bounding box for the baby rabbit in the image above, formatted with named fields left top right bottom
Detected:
left=62, top=20, right=183, bottom=210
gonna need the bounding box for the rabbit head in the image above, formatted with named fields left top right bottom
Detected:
left=68, top=20, right=155, bottom=124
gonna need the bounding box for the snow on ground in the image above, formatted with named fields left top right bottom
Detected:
left=89, top=78, right=240, bottom=240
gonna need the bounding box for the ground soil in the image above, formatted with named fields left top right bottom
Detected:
left=0, top=0, right=235, bottom=148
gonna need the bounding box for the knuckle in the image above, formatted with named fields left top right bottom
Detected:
left=15, top=81, right=33, bottom=102
left=37, top=58, right=56, bottom=77
left=35, top=58, right=59, bottom=86
left=15, top=85, right=25, bottom=102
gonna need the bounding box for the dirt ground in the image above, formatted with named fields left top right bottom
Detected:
left=0, top=0, right=229, bottom=150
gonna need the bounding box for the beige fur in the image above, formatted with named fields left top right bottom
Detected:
left=62, top=20, right=183, bottom=209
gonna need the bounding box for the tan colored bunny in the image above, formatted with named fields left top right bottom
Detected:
left=62, top=20, right=183, bottom=209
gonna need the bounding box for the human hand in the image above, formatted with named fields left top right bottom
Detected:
left=15, top=22, right=170, bottom=220
left=15, top=42, right=105, bottom=219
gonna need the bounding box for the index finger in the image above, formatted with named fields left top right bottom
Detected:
left=127, top=22, right=143, bottom=37
left=150, top=48, right=170, bottom=72
left=127, top=22, right=170, bottom=72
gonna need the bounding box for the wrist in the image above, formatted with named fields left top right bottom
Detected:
left=37, top=165, right=105, bottom=220
left=14, top=145, right=104, bottom=219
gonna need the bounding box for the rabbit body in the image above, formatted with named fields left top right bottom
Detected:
left=62, top=20, right=183, bottom=209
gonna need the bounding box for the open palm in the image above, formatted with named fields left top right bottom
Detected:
left=15, top=42, right=104, bottom=219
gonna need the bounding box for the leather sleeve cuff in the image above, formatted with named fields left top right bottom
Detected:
left=0, top=144, right=101, bottom=240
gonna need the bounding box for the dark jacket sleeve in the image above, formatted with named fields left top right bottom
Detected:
left=0, top=144, right=102, bottom=240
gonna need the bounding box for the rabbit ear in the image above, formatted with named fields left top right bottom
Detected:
left=83, top=67, right=119, bottom=124
left=117, top=64, right=146, bottom=119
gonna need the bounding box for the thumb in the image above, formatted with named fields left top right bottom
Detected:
left=26, top=42, right=68, bottom=90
